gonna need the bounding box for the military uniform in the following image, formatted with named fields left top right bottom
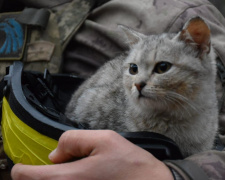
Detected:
left=1, top=0, right=225, bottom=179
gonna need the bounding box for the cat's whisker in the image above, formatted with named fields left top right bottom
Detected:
left=148, top=89, right=200, bottom=116
left=167, top=91, right=202, bottom=114
left=164, top=94, right=192, bottom=118
left=152, top=92, right=191, bottom=118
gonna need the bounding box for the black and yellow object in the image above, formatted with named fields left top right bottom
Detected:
left=0, top=62, right=183, bottom=166
left=2, top=97, right=57, bottom=165
left=0, top=61, right=85, bottom=165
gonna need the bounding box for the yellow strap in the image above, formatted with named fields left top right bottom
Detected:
left=1, top=97, right=58, bottom=165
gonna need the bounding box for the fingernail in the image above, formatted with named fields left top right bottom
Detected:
left=48, top=148, right=57, bottom=160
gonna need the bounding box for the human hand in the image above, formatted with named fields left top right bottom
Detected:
left=11, top=130, right=174, bottom=180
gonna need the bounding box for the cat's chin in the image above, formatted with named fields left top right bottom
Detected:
left=134, top=94, right=170, bottom=111
left=137, top=93, right=157, bottom=101
left=135, top=95, right=159, bottom=107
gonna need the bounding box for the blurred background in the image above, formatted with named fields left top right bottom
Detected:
left=0, top=0, right=225, bottom=17
left=209, top=0, right=225, bottom=16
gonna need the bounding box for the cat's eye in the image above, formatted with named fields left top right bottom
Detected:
left=154, top=62, right=172, bottom=74
left=129, top=63, right=138, bottom=75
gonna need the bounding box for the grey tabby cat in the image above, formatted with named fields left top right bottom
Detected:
left=65, top=17, right=218, bottom=157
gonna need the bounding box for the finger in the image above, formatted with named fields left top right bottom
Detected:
left=12, top=156, right=103, bottom=180
left=11, top=163, right=59, bottom=180
left=11, top=160, right=92, bottom=180
left=49, top=130, right=119, bottom=163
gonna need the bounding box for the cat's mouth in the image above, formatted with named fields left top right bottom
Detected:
left=137, top=92, right=155, bottom=100
left=138, top=93, right=145, bottom=98
left=138, top=92, right=151, bottom=99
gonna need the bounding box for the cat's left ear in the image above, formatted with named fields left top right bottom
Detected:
left=118, top=25, right=146, bottom=46
left=178, top=16, right=211, bottom=57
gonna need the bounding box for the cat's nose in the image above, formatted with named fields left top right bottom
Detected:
left=135, top=82, right=146, bottom=92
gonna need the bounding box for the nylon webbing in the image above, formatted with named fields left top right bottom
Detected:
left=165, top=160, right=209, bottom=180
left=0, top=79, right=6, bottom=122
left=55, top=0, right=111, bottom=50
left=17, top=8, right=50, bottom=29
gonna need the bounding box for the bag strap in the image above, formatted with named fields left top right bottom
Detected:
left=54, top=0, right=111, bottom=50
left=17, top=8, right=50, bottom=29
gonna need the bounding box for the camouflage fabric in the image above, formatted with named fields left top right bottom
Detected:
left=17, top=0, right=71, bottom=8
left=0, top=0, right=94, bottom=79
left=186, top=150, right=225, bottom=180
left=24, top=0, right=94, bottom=72
left=54, top=0, right=94, bottom=50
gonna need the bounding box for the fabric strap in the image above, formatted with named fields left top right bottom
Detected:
left=165, top=160, right=209, bottom=180
left=17, top=8, right=50, bottom=29
left=54, top=0, right=111, bottom=50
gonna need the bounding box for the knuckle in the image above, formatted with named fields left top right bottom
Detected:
left=58, top=130, right=75, bottom=149
left=101, top=130, right=118, bottom=143
left=59, top=130, right=74, bottom=142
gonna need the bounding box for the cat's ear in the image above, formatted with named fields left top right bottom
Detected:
left=118, top=25, right=145, bottom=46
left=178, top=16, right=211, bottom=57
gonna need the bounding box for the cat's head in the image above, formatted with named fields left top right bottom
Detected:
left=121, top=17, right=216, bottom=112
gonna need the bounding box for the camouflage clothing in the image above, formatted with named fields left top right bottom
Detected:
left=1, top=0, right=225, bottom=180
left=0, top=0, right=94, bottom=79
